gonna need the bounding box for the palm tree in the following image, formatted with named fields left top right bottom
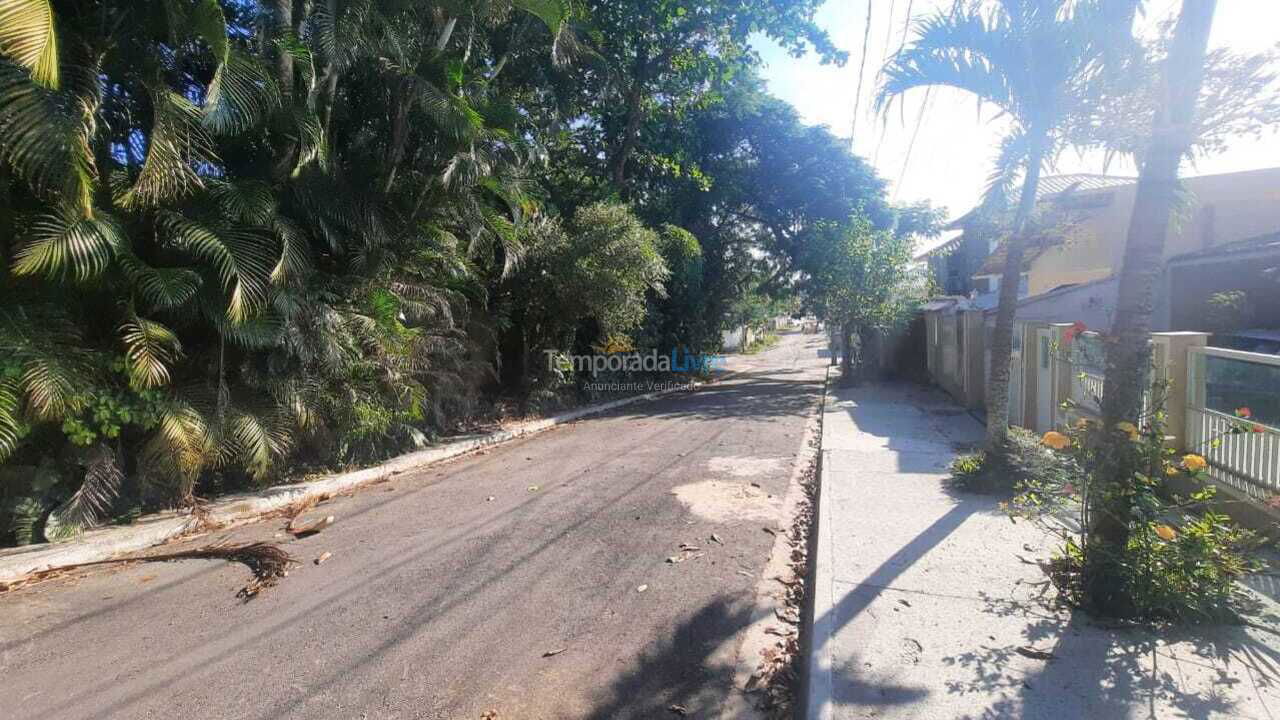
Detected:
left=876, top=0, right=1132, bottom=453
left=0, top=0, right=568, bottom=541
left=1086, top=0, right=1217, bottom=615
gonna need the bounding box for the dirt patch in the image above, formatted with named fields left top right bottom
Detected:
left=706, top=456, right=785, bottom=478
left=670, top=480, right=782, bottom=523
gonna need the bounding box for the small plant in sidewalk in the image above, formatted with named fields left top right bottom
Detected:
left=1005, top=400, right=1263, bottom=623
left=948, top=426, right=1075, bottom=494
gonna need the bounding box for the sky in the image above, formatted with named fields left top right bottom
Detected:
left=754, top=0, right=1280, bottom=233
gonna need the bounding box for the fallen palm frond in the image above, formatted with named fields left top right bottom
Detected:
left=0, top=541, right=296, bottom=600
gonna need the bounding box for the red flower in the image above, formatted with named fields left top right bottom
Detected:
left=1063, top=320, right=1088, bottom=342
left=1235, top=407, right=1253, bottom=419
left=1254, top=424, right=1267, bottom=434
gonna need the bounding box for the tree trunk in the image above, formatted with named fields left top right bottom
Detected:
left=610, top=85, right=645, bottom=189
left=609, top=47, right=649, bottom=190
left=985, top=132, right=1048, bottom=451
left=1084, top=0, right=1216, bottom=617
left=840, top=322, right=855, bottom=385
left=274, top=0, right=294, bottom=97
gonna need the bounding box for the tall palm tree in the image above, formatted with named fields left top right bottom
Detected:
left=876, top=0, right=1132, bottom=452
left=1086, top=0, right=1217, bottom=615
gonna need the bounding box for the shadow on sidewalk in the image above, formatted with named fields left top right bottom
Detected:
left=818, top=502, right=980, bottom=707
left=944, top=603, right=1280, bottom=719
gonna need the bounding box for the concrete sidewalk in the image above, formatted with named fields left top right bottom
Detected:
left=807, top=381, right=1280, bottom=720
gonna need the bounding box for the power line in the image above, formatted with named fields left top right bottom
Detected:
left=849, top=0, right=874, bottom=146
left=893, top=87, right=932, bottom=202
left=872, top=0, right=918, bottom=167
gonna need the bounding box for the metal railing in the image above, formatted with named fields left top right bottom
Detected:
left=1187, top=346, right=1280, bottom=498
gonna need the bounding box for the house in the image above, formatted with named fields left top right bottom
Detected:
left=919, top=167, right=1280, bottom=332
left=983, top=167, right=1280, bottom=301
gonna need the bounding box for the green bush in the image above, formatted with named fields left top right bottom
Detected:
left=1009, top=407, right=1262, bottom=623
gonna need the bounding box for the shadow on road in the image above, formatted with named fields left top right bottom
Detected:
left=581, top=595, right=753, bottom=720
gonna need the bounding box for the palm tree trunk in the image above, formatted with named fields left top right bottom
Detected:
left=274, top=0, right=295, bottom=97
left=985, top=132, right=1047, bottom=451
left=1084, top=0, right=1216, bottom=617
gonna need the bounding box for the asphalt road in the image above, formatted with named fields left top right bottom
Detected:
left=0, top=331, right=827, bottom=720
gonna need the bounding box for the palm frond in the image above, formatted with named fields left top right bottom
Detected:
left=47, top=442, right=123, bottom=538
left=120, top=315, right=182, bottom=390
left=20, top=352, right=83, bottom=420
left=188, top=0, right=229, bottom=65
left=117, top=249, right=204, bottom=310
left=226, top=410, right=290, bottom=480
left=11, top=205, right=124, bottom=281
left=142, top=401, right=213, bottom=498
left=0, top=59, right=97, bottom=207
left=270, top=217, right=311, bottom=285
left=203, top=50, right=279, bottom=135
left=0, top=0, right=58, bottom=88
left=159, top=212, right=274, bottom=323
left=0, top=376, right=23, bottom=462
left=876, top=7, right=1018, bottom=118
left=119, top=88, right=219, bottom=209
left=211, top=180, right=277, bottom=225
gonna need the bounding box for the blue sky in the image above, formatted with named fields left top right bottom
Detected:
left=754, top=0, right=1280, bottom=229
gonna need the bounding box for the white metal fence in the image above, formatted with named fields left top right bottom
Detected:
left=1187, top=346, right=1280, bottom=499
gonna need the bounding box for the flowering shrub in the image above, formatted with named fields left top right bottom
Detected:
left=1008, top=394, right=1262, bottom=622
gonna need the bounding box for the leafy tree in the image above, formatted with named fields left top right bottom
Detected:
left=800, top=217, right=920, bottom=384
left=504, top=203, right=668, bottom=387
left=578, top=0, right=845, bottom=191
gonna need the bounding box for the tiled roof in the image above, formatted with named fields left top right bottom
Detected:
left=1031, top=174, right=1137, bottom=198
left=946, top=174, right=1136, bottom=229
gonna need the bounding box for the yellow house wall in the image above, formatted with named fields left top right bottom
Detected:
left=1026, top=167, right=1280, bottom=295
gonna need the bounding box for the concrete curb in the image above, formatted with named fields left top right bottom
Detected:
left=0, top=372, right=740, bottom=586
left=805, top=368, right=837, bottom=720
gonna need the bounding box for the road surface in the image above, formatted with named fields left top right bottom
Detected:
left=0, top=332, right=826, bottom=720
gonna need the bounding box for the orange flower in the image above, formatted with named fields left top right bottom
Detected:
left=1235, top=407, right=1253, bottom=419
left=1041, top=431, right=1071, bottom=450
left=1154, top=524, right=1178, bottom=542
left=1115, top=421, right=1140, bottom=441
left=1181, top=454, right=1208, bottom=472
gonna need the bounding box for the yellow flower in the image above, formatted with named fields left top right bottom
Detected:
left=1181, top=454, right=1208, bottom=472
left=1154, top=524, right=1178, bottom=542
left=1115, top=421, right=1140, bottom=441
left=1164, top=464, right=1179, bottom=476
left=1041, top=431, right=1071, bottom=450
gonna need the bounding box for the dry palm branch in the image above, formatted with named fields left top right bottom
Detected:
left=20, top=541, right=297, bottom=600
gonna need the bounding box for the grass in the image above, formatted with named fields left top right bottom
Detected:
left=742, top=332, right=781, bottom=355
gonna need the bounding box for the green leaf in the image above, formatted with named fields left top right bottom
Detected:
left=120, top=316, right=183, bottom=390
left=120, top=88, right=218, bottom=208
left=11, top=206, right=124, bottom=281
left=511, top=0, right=567, bottom=39
left=189, top=0, right=228, bottom=64
left=0, top=0, right=58, bottom=88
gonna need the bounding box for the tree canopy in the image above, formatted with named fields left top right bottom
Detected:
left=0, top=0, right=929, bottom=545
